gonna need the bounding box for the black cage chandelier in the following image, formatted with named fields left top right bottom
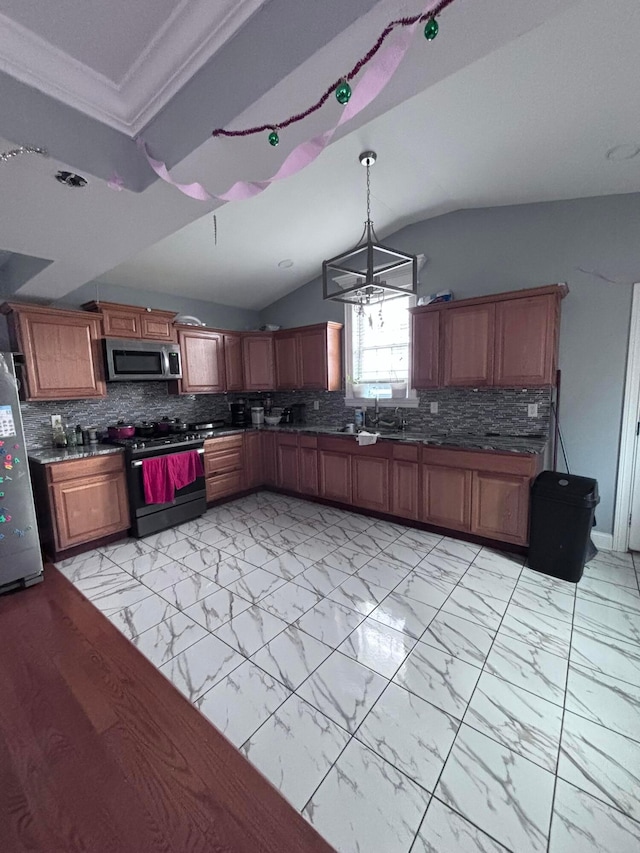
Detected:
left=322, top=151, right=418, bottom=305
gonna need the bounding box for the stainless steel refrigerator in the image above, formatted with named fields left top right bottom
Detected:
left=0, top=352, right=43, bottom=592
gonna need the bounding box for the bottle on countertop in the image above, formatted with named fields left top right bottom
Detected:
left=76, top=424, right=84, bottom=446
left=354, top=408, right=365, bottom=429
left=65, top=423, right=77, bottom=447
left=264, top=394, right=273, bottom=415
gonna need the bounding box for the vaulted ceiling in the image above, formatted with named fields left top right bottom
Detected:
left=1, top=0, right=639, bottom=309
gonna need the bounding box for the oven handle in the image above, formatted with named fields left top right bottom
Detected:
left=131, top=447, right=205, bottom=468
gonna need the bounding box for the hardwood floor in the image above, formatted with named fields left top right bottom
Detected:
left=0, top=567, right=334, bottom=853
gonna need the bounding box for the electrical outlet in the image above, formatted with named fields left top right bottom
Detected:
left=313, top=400, right=319, bottom=410
left=430, top=401, right=438, bottom=414
left=527, top=403, right=538, bottom=417
left=50, top=414, right=62, bottom=429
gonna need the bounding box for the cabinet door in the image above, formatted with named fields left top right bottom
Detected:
left=352, top=455, right=389, bottom=513
left=51, top=472, right=129, bottom=550
left=101, top=308, right=141, bottom=338
left=224, top=334, right=244, bottom=391
left=277, top=441, right=300, bottom=492
left=17, top=311, right=106, bottom=400
left=242, top=335, right=275, bottom=390
left=140, top=312, right=177, bottom=342
left=443, top=304, right=494, bottom=387
left=178, top=329, right=224, bottom=393
left=262, top=432, right=277, bottom=486
left=422, top=465, right=471, bottom=531
left=471, top=472, right=530, bottom=545
left=411, top=311, right=440, bottom=388
left=297, top=327, right=327, bottom=390
left=494, top=295, right=558, bottom=386
left=244, top=432, right=263, bottom=488
left=275, top=334, right=300, bottom=389
left=391, top=460, right=419, bottom=520
left=319, top=450, right=352, bottom=503
left=299, top=447, right=319, bottom=496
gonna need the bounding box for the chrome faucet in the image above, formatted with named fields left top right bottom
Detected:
left=367, top=397, right=400, bottom=431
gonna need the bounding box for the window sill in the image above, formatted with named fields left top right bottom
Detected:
left=344, top=396, right=419, bottom=409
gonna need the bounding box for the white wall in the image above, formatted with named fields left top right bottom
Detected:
left=260, top=193, right=640, bottom=535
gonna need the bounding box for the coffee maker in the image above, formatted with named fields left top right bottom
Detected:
left=291, top=403, right=307, bottom=424
left=230, top=400, right=248, bottom=426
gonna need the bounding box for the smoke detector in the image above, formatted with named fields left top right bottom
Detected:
left=55, top=170, right=88, bottom=188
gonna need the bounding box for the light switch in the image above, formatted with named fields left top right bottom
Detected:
left=430, top=401, right=438, bottom=414
left=527, top=403, right=538, bottom=417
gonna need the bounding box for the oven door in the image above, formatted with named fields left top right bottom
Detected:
left=127, top=448, right=206, bottom=537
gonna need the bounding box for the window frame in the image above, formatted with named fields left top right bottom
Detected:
left=343, top=294, right=418, bottom=409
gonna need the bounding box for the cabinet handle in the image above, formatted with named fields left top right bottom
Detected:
left=131, top=447, right=204, bottom=468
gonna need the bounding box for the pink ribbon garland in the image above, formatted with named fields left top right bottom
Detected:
left=137, top=1, right=436, bottom=203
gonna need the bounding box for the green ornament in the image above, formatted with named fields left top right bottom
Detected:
left=424, top=17, right=439, bottom=40
left=335, top=80, right=352, bottom=105
left=268, top=129, right=279, bottom=147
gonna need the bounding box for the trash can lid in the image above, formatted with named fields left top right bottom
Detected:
left=532, top=471, right=599, bottom=506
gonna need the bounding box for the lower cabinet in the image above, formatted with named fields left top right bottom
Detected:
left=277, top=434, right=300, bottom=492
left=352, top=455, right=390, bottom=513
left=244, top=432, right=263, bottom=488
left=319, top=446, right=352, bottom=503
left=204, top=435, right=243, bottom=501
left=33, top=454, right=129, bottom=555
left=471, top=471, right=530, bottom=545
left=299, top=437, right=319, bottom=496
left=262, top=432, right=277, bottom=486
left=422, top=465, right=472, bottom=532
left=390, top=445, right=420, bottom=520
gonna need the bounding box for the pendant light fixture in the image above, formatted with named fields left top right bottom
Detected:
left=322, top=151, right=418, bottom=304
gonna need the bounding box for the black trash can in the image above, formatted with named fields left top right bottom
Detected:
left=528, top=471, right=600, bottom=583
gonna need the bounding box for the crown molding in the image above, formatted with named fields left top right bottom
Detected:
left=0, top=0, right=268, bottom=136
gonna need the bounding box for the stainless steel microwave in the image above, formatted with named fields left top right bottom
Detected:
left=104, top=338, right=182, bottom=381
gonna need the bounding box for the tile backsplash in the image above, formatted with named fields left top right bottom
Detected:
left=21, top=382, right=551, bottom=449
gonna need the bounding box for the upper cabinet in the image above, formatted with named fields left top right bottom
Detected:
left=494, top=294, right=560, bottom=386
left=224, top=333, right=244, bottom=391
left=242, top=333, right=275, bottom=391
left=1, top=303, right=106, bottom=401
left=411, top=284, right=566, bottom=389
left=274, top=323, right=342, bottom=392
left=174, top=327, right=225, bottom=394
left=82, top=300, right=177, bottom=342
left=443, top=304, right=495, bottom=387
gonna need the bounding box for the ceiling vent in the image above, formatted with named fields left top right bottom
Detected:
left=55, top=170, right=88, bottom=188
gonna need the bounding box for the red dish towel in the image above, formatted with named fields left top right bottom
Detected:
left=142, top=451, right=204, bottom=505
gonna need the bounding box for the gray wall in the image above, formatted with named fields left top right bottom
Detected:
left=260, top=193, right=640, bottom=535
left=57, top=280, right=260, bottom=331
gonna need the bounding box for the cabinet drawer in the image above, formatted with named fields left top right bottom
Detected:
left=277, top=433, right=299, bottom=447
left=204, top=449, right=242, bottom=477
left=204, top=435, right=243, bottom=452
left=47, top=453, right=124, bottom=483
left=421, top=446, right=538, bottom=477
left=206, top=471, right=243, bottom=501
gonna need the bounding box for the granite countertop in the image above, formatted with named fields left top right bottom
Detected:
left=28, top=445, right=125, bottom=464
left=217, top=424, right=548, bottom=455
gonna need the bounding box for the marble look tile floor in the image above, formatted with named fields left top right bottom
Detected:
left=56, top=492, right=640, bottom=853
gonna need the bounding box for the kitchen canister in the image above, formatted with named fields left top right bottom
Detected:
left=251, top=406, right=264, bottom=425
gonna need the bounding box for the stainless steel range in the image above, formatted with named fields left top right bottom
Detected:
left=107, top=433, right=206, bottom=538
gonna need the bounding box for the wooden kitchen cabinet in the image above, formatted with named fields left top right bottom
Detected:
left=243, top=431, right=263, bottom=489
left=277, top=434, right=300, bottom=492
left=299, top=437, right=319, bottom=496
left=422, top=464, right=472, bottom=532
left=274, top=323, right=342, bottom=392
left=494, top=293, right=560, bottom=386
left=471, top=471, right=530, bottom=544
left=242, top=333, right=275, bottom=391
left=29, top=454, right=129, bottom=556
left=262, top=432, right=277, bottom=486
left=352, top=455, right=390, bottom=513
left=411, top=311, right=440, bottom=389
left=390, top=445, right=420, bottom=520
left=204, top=435, right=243, bottom=501
left=274, top=333, right=300, bottom=389
left=2, top=303, right=106, bottom=401
left=319, top=438, right=352, bottom=503
left=443, top=304, right=494, bottom=387
left=82, top=300, right=177, bottom=342
left=224, top=334, right=244, bottom=391
left=175, top=327, right=225, bottom=394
